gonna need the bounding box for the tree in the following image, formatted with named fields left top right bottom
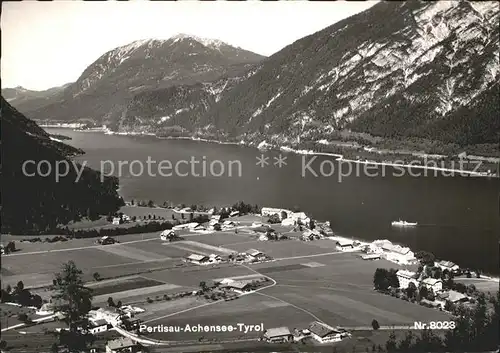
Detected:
left=444, top=300, right=455, bottom=312
left=213, top=223, right=222, bottom=231
left=147, top=200, right=154, bottom=208
left=385, top=331, right=397, bottom=352
left=268, top=214, right=280, bottom=224
left=117, top=300, right=122, bottom=308
left=419, top=285, right=429, bottom=301
left=432, top=267, right=442, bottom=279
left=107, top=297, right=115, bottom=307
left=16, top=281, right=24, bottom=293
left=17, top=313, right=29, bottom=323
left=0, top=341, right=7, bottom=350
left=280, top=211, right=288, bottom=220
left=5, top=241, right=16, bottom=254
left=373, top=268, right=390, bottom=291
left=92, top=272, right=101, bottom=281
left=415, top=251, right=435, bottom=266
left=172, top=214, right=175, bottom=220
left=199, top=281, right=208, bottom=292
left=50, top=342, right=59, bottom=353
left=51, top=261, right=94, bottom=352
left=371, top=319, right=380, bottom=330
left=406, top=282, right=417, bottom=300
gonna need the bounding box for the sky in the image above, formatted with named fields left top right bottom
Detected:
left=1, top=1, right=376, bottom=91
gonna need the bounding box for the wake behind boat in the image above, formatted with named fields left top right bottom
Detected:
left=392, top=220, right=418, bottom=227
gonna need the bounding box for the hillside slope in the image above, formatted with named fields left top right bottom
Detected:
left=1, top=97, right=124, bottom=234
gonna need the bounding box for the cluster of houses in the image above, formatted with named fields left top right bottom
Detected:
left=184, top=249, right=271, bottom=266
left=261, top=207, right=310, bottom=226
left=396, top=269, right=470, bottom=310
left=363, top=239, right=417, bottom=265
left=262, top=321, right=351, bottom=344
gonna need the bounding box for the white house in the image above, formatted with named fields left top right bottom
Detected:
left=421, top=278, right=443, bottom=293
left=222, top=280, right=253, bottom=294
left=362, top=254, right=381, bottom=260
left=291, top=212, right=310, bottom=224
left=396, top=270, right=419, bottom=289
left=336, top=240, right=354, bottom=251
left=263, top=327, right=293, bottom=343
left=261, top=207, right=292, bottom=219
left=112, top=217, right=121, bottom=225
left=208, top=254, right=222, bottom=263
left=436, top=260, right=460, bottom=274
left=186, top=254, right=209, bottom=265
left=281, top=218, right=295, bottom=226
left=246, top=249, right=266, bottom=261
left=258, top=234, right=268, bottom=241
left=381, top=242, right=416, bottom=265
left=229, top=211, right=240, bottom=217
left=222, top=220, right=237, bottom=228
left=88, top=319, right=110, bottom=334
left=160, top=230, right=175, bottom=241
left=88, top=308, right=128, bottom=326
left=308, top=321, right=350, bottom=343
left=106, top=337, right=142, bottom=353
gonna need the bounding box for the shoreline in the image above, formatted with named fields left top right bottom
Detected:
left=58, top=127, right=498, bottom=178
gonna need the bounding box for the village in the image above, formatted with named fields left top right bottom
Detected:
left=1, top=203, right=498, bottom=353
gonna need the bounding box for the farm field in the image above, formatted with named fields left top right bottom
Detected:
left=226, top=239, right=339, bottom=259
left=454, top=277, right=500, bottom=293
left=89, top=276, right=165, bottom=296
left=144, top=264, right=256, bottom=288
left=140, top=251, right=449, bottom=342
left=2, top=248, right=133, bottom=285
left=143, top=294, right=314, bottom=341
left=1, top=218, right=459, bottom=348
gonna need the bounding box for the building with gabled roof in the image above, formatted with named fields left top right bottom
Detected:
left=308, top=321, right=350, bottom=343
left=263, top=326, right=293, bottom=342
left=186, top=254, right=209, bottom=265
left=396, top=269, right=419, bottom=289
left=421, top=277, right=443, bottom=293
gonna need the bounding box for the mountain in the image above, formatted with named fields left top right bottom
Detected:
left=22, top=34, right=265, bottom=125
left=2, top=84, right=71, bottom=113
left=1, top=97, right=124, bottom=234
left=191, top=0, right=497, bottom=150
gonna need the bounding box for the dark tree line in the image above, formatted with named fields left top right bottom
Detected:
left=2, top=98, right=124, bottom=234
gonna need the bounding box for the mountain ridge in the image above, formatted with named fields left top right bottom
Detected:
left=15, top=35, right=265, bottom=125
left=9, top=1, right=500, bottom=158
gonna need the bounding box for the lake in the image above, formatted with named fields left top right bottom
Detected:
left=47, top=128, right=500, bottom=275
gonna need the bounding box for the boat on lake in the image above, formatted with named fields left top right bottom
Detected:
left=391, top=220, right=417, bottom=227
